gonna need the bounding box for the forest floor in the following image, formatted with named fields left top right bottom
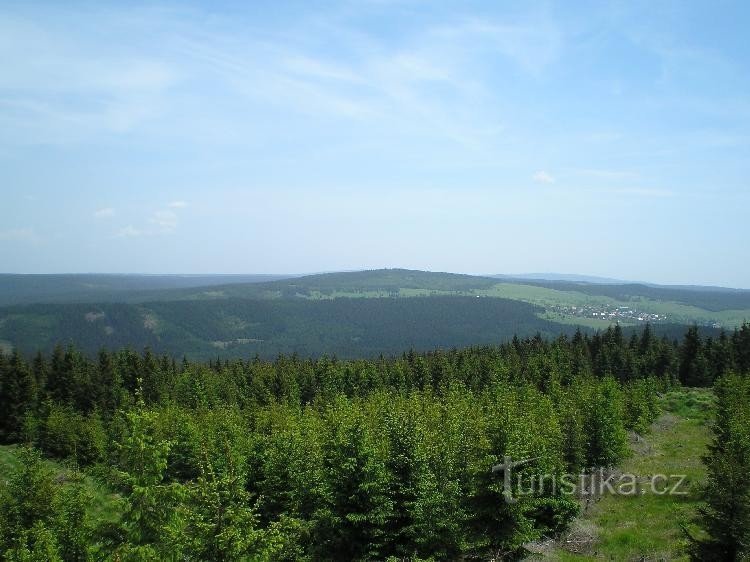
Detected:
left=532, top=387, right=715, bottom=561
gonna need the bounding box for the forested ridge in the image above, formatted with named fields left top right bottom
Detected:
left=0, top=295, right=727, bottom=362
left=3, top=269, right=749, bottom=362
left=0, top=323, right=749, bottom=560
left=0, top=297, right=567, bottom=360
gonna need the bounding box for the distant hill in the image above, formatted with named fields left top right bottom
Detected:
left=506, top=278, right=750, bottom=313
left=0, top=273, right=300, bottom=306
left=493, top=272, right=632, bottom=284
left=1, top=269, right=747, bottom=359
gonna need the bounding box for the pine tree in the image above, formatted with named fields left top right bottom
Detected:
left=47, top=346, right=72, bottom=406
left=734, top=323, right=750, bottom=374
left=584, top=377, right=629, bottom=467
left=181, top=444, right=283, bottom=561
left=0, top=350, right=36, bottom=443
left=312, top=399, right=392, bottom=561
left=692, top=374, right=750, bottom=560
left=381, top=403, right=424, bottom=557
left=105, top=399, right=184, bottom=560
left=680, top=326, right=711, bottom=387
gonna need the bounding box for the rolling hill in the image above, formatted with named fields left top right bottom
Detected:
left=1, top=269, right=747, bottom=359
left=0, top=273, right=299, bottom=306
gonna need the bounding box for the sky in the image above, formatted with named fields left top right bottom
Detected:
left=1, top=1, right=749, bottom=287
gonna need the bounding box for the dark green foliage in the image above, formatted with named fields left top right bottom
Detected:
left=0, top=273, right=289, bottom=306
left=25, top=402, right=106, bottom=467
left=680, top=326, right=712, bottom=387
left=0, top=350, right=36, bottom=443
left=0, top=322, right=747, bottom=560
left=311, top=399, right=392, bottom=561
left=692, top=374, right=750, bottom=561
left=0, top=297, right=563, bottom=360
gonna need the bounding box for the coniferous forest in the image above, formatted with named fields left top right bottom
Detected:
left=5, top=0, right=750, bottom=559
left=1, top=324, right=749, bottom=560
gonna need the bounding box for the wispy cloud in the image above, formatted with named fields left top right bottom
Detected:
left=431, top=17, right=564, bottom=76
left=0, top=3, right=567, bottom=151
left=532, top=171, right=555, bottom=184
left=611, top=187, right=674, bottom=198
left=0, top=10, right=177, bottom=146
left=116, top=225, right=142, bottom=238
left=572, top=168, right=639, bottom=180
left=115, top=203, right=184, bottom=238
left=150, top=209, right=178, bottom=232
left=0, top=227, right=37, bottom=242
left=93, top=207, right=115, bottom=218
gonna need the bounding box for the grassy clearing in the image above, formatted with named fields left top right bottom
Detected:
left=536, top=388, right=714, bottom=561
left=294, top=280, right=750, bottom=328
left=479, top=283, right=750, bottom=328
left=538, top=311, right=632, bottom=329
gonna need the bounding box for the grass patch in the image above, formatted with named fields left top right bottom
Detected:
left=537, top=388, right=714, bottom=561
left=538, top=312, right=633, bottom=329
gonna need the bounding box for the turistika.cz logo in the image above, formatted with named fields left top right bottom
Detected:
left=491, top=455, right=688, bottom=504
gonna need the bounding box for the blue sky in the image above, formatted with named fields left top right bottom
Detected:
left=1, top=1, right=749, bottom=286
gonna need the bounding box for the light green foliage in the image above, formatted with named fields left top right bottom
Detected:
left=31, top=402, right=106, bottom=467
left=105, top=403, right=184, bottom=560
left=584, top=377, right=630, bottom=467
left=1, top=322, right=744, bottom=560
left=547, top=387, right=715, bottom=561
left=4, top=523, right=63, bottom=562
left=623, top=378, right=661, bottom=434
left=181, top=445, right=284, bottom=561
left=0, top=447, right=92, bottom=561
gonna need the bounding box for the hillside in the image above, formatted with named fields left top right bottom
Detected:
left=0, top=297, right=561, bottom=359
left=1, top=269, right=746, bottom=359
left=140, top=269, right=750, bottom=327
left=0, top=273, right=298, bottom=306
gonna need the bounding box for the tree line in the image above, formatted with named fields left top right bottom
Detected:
left=0, top=323, right=749, bottom=560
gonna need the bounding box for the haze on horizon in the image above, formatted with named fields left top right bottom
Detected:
left=1, top=1, right=749, bottom=288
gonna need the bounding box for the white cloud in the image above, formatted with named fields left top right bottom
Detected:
left=115, top=204, right=184, bottom=238
left=93, top=207, right=115, bottom=218
left=0, top=4, right=564, bottom=151
left=0, top=227, right=36, bottom=241
left=532, top=170, right=555, bottom=184
left=116, top=225, right=142, bottom=238
left=150, top=209, right=178, bottom=232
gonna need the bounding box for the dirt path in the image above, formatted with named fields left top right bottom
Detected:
left=529, top=388, right=714, bottom=561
